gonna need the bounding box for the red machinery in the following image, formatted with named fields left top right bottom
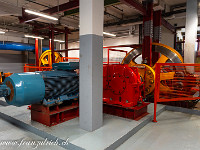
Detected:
left=24, top=63, right=149, bottom=126
left=103, top=64, right=149, bottom=120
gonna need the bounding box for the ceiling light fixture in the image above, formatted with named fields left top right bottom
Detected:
left=25, top=35, right=44, bottom=39
left=25, top=9, right=58, bottom=21
left=103, top=32, right=116, bottom=37
left=54, top=39, right=65, bottom=43
left=0, top=31, right=5, bottom=34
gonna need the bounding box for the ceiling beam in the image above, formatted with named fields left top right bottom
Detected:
left=161, top=18, right=175, bottom=33
left=64, top=0, right=120, bottom=16
left=119, top=0, right=146, bottom=15
left=27, top=22, right=69, bottom=34
left=162, top=9, right=186, bottom=18
left=170, top=3, right=186, bottom=11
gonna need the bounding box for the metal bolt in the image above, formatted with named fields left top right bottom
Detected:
left=149, top=79, right=154, bottom=84
left=145, top=88, right=150, bottom=92
left=147, top=70, right=151, bottom=75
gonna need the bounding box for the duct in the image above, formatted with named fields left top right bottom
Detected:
left=170, top=3, right=186, bottom=12
left=163, top=9, right=186, bottom=18
left=0, top=1, right=21, bottom=16
left=0, top=42, right=49, bottom=51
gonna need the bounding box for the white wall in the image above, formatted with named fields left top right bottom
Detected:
left=66, top=28, right=176, bottom=64
left=161, top=26, right=174, bottom=48
left=0, top=34, right=28, bottom=43
left=0, top=33, right=36, bottom=73
left=0, top=50, right=28, bottom=73
left=103, top=35, right=139, bottom=63
left=0, top=35, right=29, bottom=73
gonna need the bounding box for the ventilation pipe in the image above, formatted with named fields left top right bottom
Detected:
left=0, top=42, right=49, bottom=51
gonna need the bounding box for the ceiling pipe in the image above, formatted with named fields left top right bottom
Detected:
left=119, top=0, right=146, bottom=15
left=170, top=3, right=186, bottom=11
left=0, top=42, right=49, bottom=51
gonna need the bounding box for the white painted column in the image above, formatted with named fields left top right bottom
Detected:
left=79, top=0, right=104, bottom=131
left=184, top=0, right=198, bottom=63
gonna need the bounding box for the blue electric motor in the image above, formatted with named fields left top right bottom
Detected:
left=3, top=73, right=45, bottom=106
left=0, top=62, right=79, bottom=107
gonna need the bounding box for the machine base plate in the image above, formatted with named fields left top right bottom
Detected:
left=31, top=101, right=79, bottom=126
left=103, top=102, right=149, bottom=120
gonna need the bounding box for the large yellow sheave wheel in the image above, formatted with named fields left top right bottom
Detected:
left=39, top=50, right=62, bottom=67
left=122, top=43, right=183, bottom=95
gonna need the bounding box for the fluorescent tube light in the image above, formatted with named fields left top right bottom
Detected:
left=103, top=32, right=116, bottom=37
left=50, top=39, right=65, bottom=43
left=25, top=9, right=58, bottom=21
left=25, top=35, right=44, bottom=39
left=54, top=39, right=65, bottom=43
left=0, top=31, right=5, bottom=34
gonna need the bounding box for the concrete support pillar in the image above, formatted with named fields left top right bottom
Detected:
left=184, top=0, right=198, bottom=63
left=79, top=0, right=104, bottom=131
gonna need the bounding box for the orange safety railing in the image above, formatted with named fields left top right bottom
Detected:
left=56, top=45, right=134, bottom=65
left=153, top=63, right=200, bottom=122
left=103, top=62, right=120, bottom=64
left=25, top=45, right=136, bottom=72
left=24, top=64, right=52, bottom=72
left=61, top=55, right=121, bottom=64
left=106, top=48, right=127, bottom=64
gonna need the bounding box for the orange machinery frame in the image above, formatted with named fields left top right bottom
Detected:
left=153, top=63, right=200, bottom=122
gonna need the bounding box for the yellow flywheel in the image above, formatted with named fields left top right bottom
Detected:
left=39, top=50, right=62, bottom=67
left=133, top=64, right=155, bottom=95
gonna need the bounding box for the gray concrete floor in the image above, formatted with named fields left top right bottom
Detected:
left=0, top=118, right=65, bottom=150
left=117, top=110, right=200, bottom=150
left=0, top=98, right=65, bottom=150
left=0, top=102, right=165, bottom=150
left=1, top=97, right=200, bottom=150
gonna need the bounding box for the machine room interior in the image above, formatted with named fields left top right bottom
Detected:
left=0, top=0, right=200, bottom=150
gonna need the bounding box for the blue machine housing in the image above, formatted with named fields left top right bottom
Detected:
left=39, top=63, right=79, bottom=106
left=52, top=62, right=79, bottom=71
left=4, top=73, right=45, bottom=106
left=0, top=62, right=79, bottom=107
